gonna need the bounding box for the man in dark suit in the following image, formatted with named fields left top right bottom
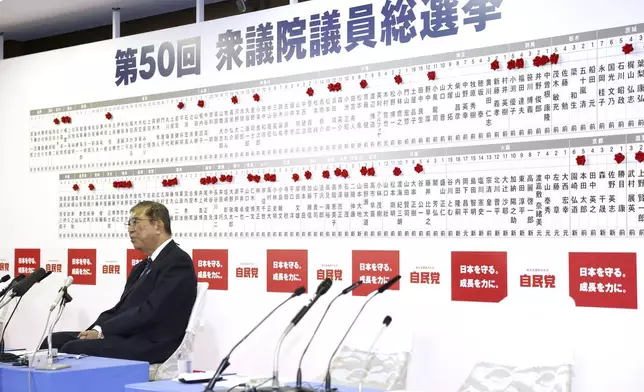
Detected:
left=43, top=201, right=197, bottom=363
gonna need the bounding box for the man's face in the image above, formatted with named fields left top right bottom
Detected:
left=127, top=208, right=159, bottom=254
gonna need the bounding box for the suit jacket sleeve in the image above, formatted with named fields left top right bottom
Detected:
left=88, top=261, right=146, bottom=330
left=99, top=258, right=196, bottom=336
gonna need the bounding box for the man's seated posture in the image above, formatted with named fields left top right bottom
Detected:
left=42, top=201, right=197, bottom=363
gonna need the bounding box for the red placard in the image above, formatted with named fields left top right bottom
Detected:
left=266, top=250, right=308, bottom=293
left=193, top=249, right=228, bottom=290
left=67, top=249, right=97, bottom=285
left=451, top=251, right=507, bottom=303
left=351, top=250, right=400, bottom=296
left=14, top=249, right=40, bottom=276
left=569, top=252, right=637, bottom=309
left=126, top=249, right=148, bottom=277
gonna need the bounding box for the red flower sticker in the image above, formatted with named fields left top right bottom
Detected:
left=72, top=184, right=79, bottom=191
left=614, top=152, right=625, bottom=164
left=253, top=175, right=260, bottom=183
left=533, top=55, right=549, bottom=67
left=341, top=169, right=349, bottom=178
left=549, top=53, right=560, bottom=64
left=623, top=43, right=634, bottom=55
left=516, top=58, right=525, bottom=68
left=360, top=166, right=368, bottom=176
left=177, top=102, right=185, bottom=109
left=219, top=174, right=227, bottom=182
left=576, top=155, right=586, bottom=166
left=61, top=116, right=72, bottom=124
left=306, top=87, right=314, bottom=97
left=247, top=173, right=254, bottom=182
left=490, top=59, right=500, bottom=70
left=113, top=180, right=133, bottom=188
left=197, top=100, right=205, bottom=108
left=304, top=170, right=312, bottom=180
left=162, top=178, right=178, bottom=187
left=322, top=170, right=330, bottom=179
left=231, top=96, right=239, bottom=104
left=292, top=173, right=300, bottom=182
left=427, top=71, right=436, bottom=81
left=367, top=167, right=375, bottom=176
left=360, top=80, right=368, bottom=89
left=54, top=118, right=60, bottom=125
left=88, top=184, right=95, bottom=191
left=507, top=59, right=516, bottom=70
left=393, top=167, right=402, bottom=176
left=105, top=112, right=113, bottom=120
left=225, top=175, right=233, bottom=182
left=200, top=177, right=207, bottom=185
left=394, top=75, right=403, bottom=84
left=253, top=93, right=260, bottom=102
left=334, top=168, right=342, bottom=177
left=636, top=151, right=644, bottom=163
left=414, top=163, right=424, bottom=173
left=328, top=83, right=342, bottom=92
left=264, top=173, right=271, bottom=182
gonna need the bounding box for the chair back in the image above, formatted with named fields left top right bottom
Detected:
left=320, top=307, right=414, bottom=391
left=151, top=282, right=209, bottom=381
left=458, top=292, right=576, bottom=392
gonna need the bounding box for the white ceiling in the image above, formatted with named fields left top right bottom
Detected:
left=0, top=0, right=225, bottom=41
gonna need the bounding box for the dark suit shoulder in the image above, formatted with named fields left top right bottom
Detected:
left=156, top=242, right=195, bottom=276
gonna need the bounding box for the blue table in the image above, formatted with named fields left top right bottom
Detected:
left=125, top=380, right=383, bottom=392
left=0, top=355, right=149, bottom=392
left=125, top=380, right=208, bottom=391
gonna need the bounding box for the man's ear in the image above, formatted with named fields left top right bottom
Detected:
left=155, top=220, right=165, bottom=234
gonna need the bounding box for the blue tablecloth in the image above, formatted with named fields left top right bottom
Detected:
left=125, top=380, right=383, bottom=392
left=0, top=355, right=149, bottom=392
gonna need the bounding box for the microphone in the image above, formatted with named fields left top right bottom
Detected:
left=37, top=277, right=75, bottom=370
left=0, top=274, right=25, bottom=298
left=377, top=275, right=400, bottom=293
left=290, top=278, right=332, bottom=328
left=38, top=271, right=53, bottom=282
left=12, top=268, right=47, bottom=297
left=49, top=276, right=73, bottom=311
left=357, top=316, right=393, bottom=392
left=323, top=275, right=400, bottom=392
left=0, top=268, right=49, bottom=363
left=259, top=279, right=333, bottom=392
left=0, top=275, right=10, bottom=284
left=294, top=281, right=363, bottom=391
left=203, top=286, right=306, bottom=392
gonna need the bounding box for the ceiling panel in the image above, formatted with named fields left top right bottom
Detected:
left=0, top=0, right=225, bottom=41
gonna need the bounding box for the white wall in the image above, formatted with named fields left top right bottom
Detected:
left=2, top=0, right=644, bottom=391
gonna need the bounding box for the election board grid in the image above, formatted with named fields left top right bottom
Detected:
left=30, top=20, right=644, bottom=241
left=21, top=4, right=644, bottom=310
left=10, top=247, right=636, bottom=309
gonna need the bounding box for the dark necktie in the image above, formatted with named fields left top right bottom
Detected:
left=119, top=257, right=153, bottom=301
left=139, top=257, right=152, bottom=279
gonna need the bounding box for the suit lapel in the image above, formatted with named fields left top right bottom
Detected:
left=118, top=241, right=177, bottom=302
